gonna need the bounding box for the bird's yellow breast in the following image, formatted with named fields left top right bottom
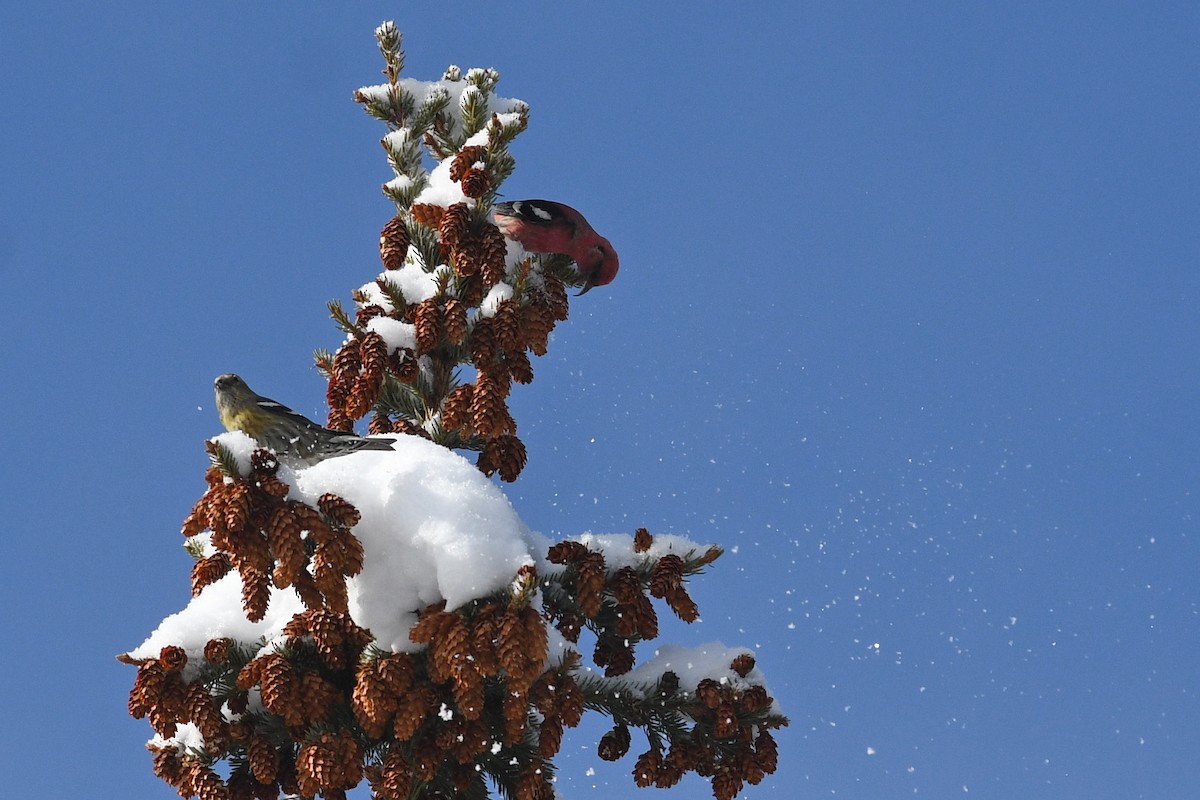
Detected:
left=220, top=407, right=260, bottom=434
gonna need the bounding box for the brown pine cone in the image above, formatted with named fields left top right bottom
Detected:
left=449, top=145, right=487, bottom=181
left=439, top=202, right=471, bottom=249
left=460, top=167, right=490, bottom=199
left=410, top=203, right=445, bottom=228
left=379, top=215, right=410, bottom=269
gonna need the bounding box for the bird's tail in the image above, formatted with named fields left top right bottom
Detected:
left=358, top=437, right=397, bottom=451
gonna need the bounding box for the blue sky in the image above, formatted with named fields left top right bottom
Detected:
left=2, top=4, right=1197, bottom=799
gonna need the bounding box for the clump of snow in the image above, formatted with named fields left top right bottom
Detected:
left=150, top=723, right=207, bottom=754
left=212, top=430, right=259, bottom=476
left=361, top=262, right=440, bottom=311
left=130, top=433, right=536, bottom=658
left=615, top=643, right=782, bottom=715
left=479, top=282, right=514, bottom=317
left=352, top=83, right=394, bottom=106
left=366, top=316, right=417, bottom=353
left=383, top=127, right=415, bottom=149
left=384, top=174, right=416, bottom=195
left=531, top=531, right=715, bottom=574
left=382, top=128, right=420, bottom=161
left=413, top=152, right=471, bottom=208
left=288, top=439, right=534, bottom=651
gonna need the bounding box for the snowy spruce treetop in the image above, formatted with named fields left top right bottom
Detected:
left=124, top=21, right=785, bottom=800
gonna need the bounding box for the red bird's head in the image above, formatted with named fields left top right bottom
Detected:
left=576, top=238, right=620, bottom=295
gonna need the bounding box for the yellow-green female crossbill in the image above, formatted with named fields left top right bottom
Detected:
left=214, top=373, right=393, bottom=467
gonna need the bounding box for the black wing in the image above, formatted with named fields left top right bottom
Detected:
left=493, top=199, right=573, bottom=230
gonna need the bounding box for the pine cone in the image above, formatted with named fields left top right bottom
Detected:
left=352, top=660, right=395, bottom=738
left=390, top=348, right=420, bottom=383
left=633, top=751, right=661, bottom=788
left=410, top=203, right=445, bottom=228
left=380, top=748, right=413, bottom=800
left=265, top=507, right=305, bottom=589
left=495, top=434, right=527, bottom=482
left=426, top=613, right=469, bottom=685
left=611, top=567, right=658, bottom=641
left=414, top=298, right=443, bottom=354
left=738, top=684, right=771, bottom=713
left=633, top=527, right=653, bottom=552
left=356, top=303, right=386, bottom=326
left=439, top=202, right=471, bottom=249
left=441, top=384, right=473, bottom=434
left=247, top=732, right=279, bottom=784
left=730, top=652, right=756, bottom=677
left=557, top=659, right=585, bottom=699
left=519, top=300, right=556, bottom=356
left=449, top=145, right=487, bottom=181
left=479, top=223, right=508, bottom=286
left=300, top=671, right=341, bottom=724
left=452, top=719, right=490, bottom=765
left=443, top=298, right=468, bottom=344
left=648, top=554, right=684, bottom=597
left=203, top=638, right=230, bottom=664
left=501, top=687, right=528, bottom=745
left=753, top=729, right=779, bottom=773
left=327, top=340, right=361, bottom=419
left=552, top=610, right=584, bottom=643
left=505, top=348, right=534, bottom=385
left=411, top=733, right=442, bottom=781
left=258, top=654, right=303, bottom=727
left=459, top=272, right=486, bottom=306
left=598, top=724, right=631, bottom=761
left=239, top=565, right=271, bottom=623
left=714, top=700, right=739, bottom=738
left=542, top=271, right=570, bottom=321
left=470, top=369, right=514, bottom=439
left=712, top=764, right=744, bottom=800
left=392, top=685, right=434, bottom=742
left=493, top=299, right=521, bottom=351
left=469, top=315, right=497, bottom=367
left=128, top=661, right=165, bottom=718
left=460, top=167, right=490, bottom=199
left=576, top=552, right=607, bottom=619
left=192, top=553, right=232, bottom=596
left=318, top=493, right=361, bottom=528
left=546, top=541, right=589, bottom=564
left=369, top=412, right=395, bottom=435
left=666, top=585, right=700, bottom=622
left=537, top=716, right=564, bottom=758
left=452, top=233, right=484, bottom=278
left=186, top=760, right=228, bottom=800
left=594, top=636, right=635, bottom=677
left=696, top=679, right=724, bottom=709
left=379, top=215, right=410, bottom=269
left=347, top=332, right=387, bottom=419
left=149, top=746, right=184, bottom=785
left=516, top=760, right=553, bottom=800
left=184, top=680, right=225, bottom=750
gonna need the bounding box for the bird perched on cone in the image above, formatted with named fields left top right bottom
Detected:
left=492, top=200, right=619, bottom=294
left=213, top=373, right=394, bottom=467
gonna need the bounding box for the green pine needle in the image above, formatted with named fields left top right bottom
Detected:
left=206, top=440, right=244, bottom=478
